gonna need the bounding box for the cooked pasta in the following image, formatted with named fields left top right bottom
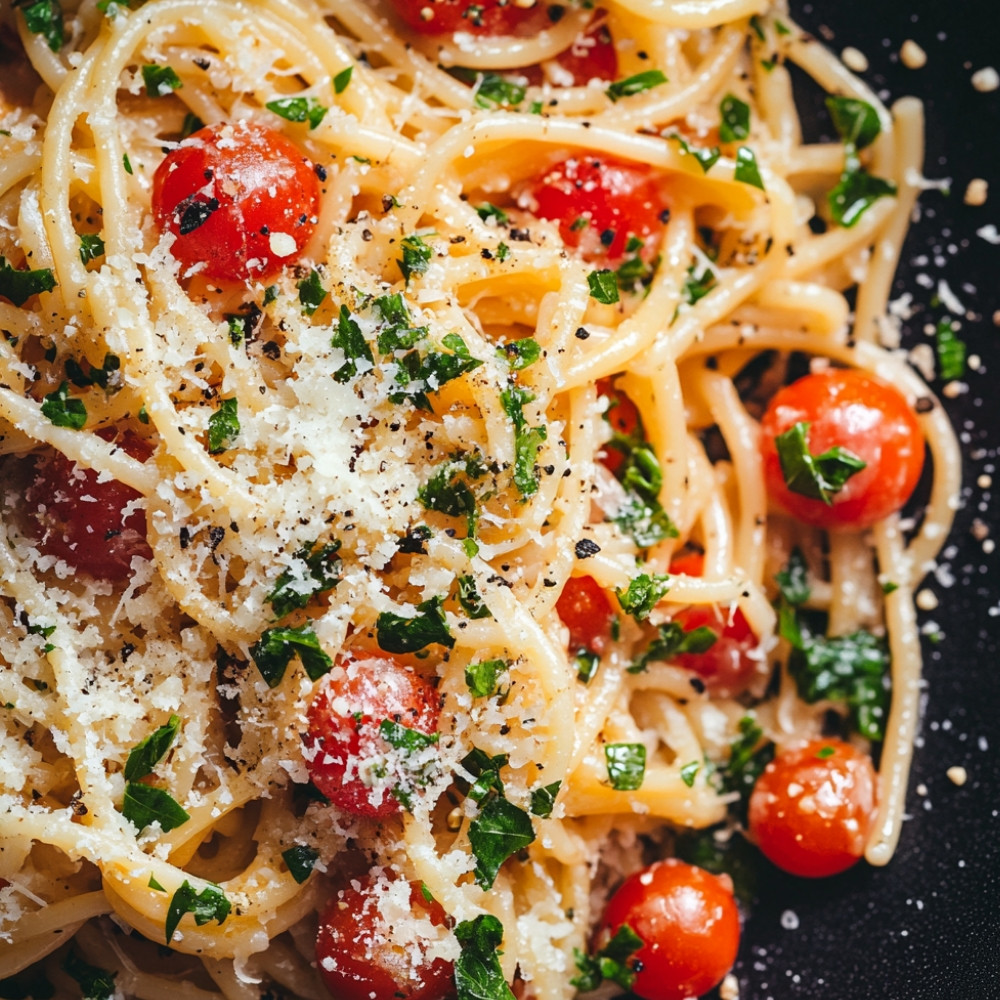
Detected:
left=0, top=0, right=961, bottom=998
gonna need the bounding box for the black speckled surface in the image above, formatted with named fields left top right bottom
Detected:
left=731, top=2, right=1000, bottom=998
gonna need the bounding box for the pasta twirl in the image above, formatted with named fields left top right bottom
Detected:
left=0, top=0, right=961, bottom=998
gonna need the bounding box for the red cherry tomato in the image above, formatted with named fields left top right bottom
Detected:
left=22, top=429, right=153, bottom=581
left=556, top=575, right=614, bottom=655
left=667, top=553, right=761, bottom=698
left=386, top=0, right=550, bottom=36
left=152, top=121, right=320, bottom=283
left=523, top=156, right=668, bottom=263
left=597, top=859, right=740, bottom=1000
left=315, top=875, right=454, bottom=1000
left=748, top=738, right=878, bottom=878
left=759, top=369, right=925, bottom=531
left=596, top=377, right=641, bottom=477
left=518, top=21, right=618, bottom=86
left=304, top=654, right=441, bottom=817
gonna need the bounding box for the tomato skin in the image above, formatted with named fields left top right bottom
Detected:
left=596, top=377, right=640, bottom=477
left=667, top=554, right=761, bottom=698
left=748, top=739, right=878, bottom=878
left=523, top=156, right=668, bottom=264
left=304, top=654, right=441, bottom=817
left=152, top=122, right=320, bottom=283
left=315, top=876, right=454, bottom=1000
left=556, top=575, right=614, bottom=655
left=22, top=429, right=152, bottom=581
left=518, top=21, right=618, bottom=86
left=386, top=0, right=551, bottom=36
left=759, top=369, right=925, bottom=531
left=597, top=859, right=740, bottom=1000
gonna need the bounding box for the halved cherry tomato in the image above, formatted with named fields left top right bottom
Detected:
left=519, top=21, right=618, bottom=86
left=596, top=377, right=641, bottom=477
left=748, top=738, right=877, bottom=878
left=304, top=654, right=441, bottom=817
left=386, top=0, right=552, bottom=37
left=152, top=121, right=320, bottom=283
left=556, top=575, right=614, bottom=655
left=22, top=429, right=152, bottom=581
left=668, top=553, right=761, bottom=698
left=315, top=875, right=454, bottom=1000
left=759, top=369, right=925, bottom=531
left=596, top=858, right=740, bottom=1000
left=522, top=156, right=668, bottom=263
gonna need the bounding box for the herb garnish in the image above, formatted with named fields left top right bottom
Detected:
left=142, top=64, right=183, bottom=97
left=297, top=269, right=327, bottom=315
left=628, top=621, right=717, bottom=674
left=164, top=880, right=231, bottom=944
left=266, top=540, right=342, bottom=618
left=124, top=715, right=180, bottom=781
left=121, top=783, right=190, bottom=833
left=281, top=844, right=319, bottom=884
left=377, top=596, right=455, bottom=654
left=397, top=234, right=433, bottom=282
left=734, top=146, right=765, bottom=189
left=207, top=397, right=239, bottom=454
left=18, top=0, right=64, bottom=52
left=454, top=915, right=517, bottom=1000
left=616, top=572, right=671, bottom=621
left=500, top=385, right=548, bottom=497
left=719, top=94, right=751, bottom=142
left=588, top=268, right=620, bottom=304
left=331, top=304, right=374, bottom=382
left=0, top=256, right=57, bottom=306
left=529, top=780, right=561, bottom=818
left=63, top=952, right=116, bottom=1000
left=774, top=420, right=866, bottom=505
left=41, top=382, right=87, bottom=429
left=79, top=234, right=106, bottom=264
left=605, top=742, right=646, bottom=790
left=266, top=96, right=329, bottom=129
left=935, top=317, right=966, bottom=380
left=571, top=925, right=643, bottom=992
left=465, top=658, right=507, bottom=698
left=250, top=622, right=333, bottom=686
left=333, top=65, right=353, bottom=94
left=605, top=69, right=667, bottom=103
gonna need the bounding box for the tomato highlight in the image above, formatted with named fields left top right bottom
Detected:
left=556, top=575, right=614, bottom=655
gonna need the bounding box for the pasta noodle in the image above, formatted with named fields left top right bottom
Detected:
left=0, top=0, right=962, bottom=997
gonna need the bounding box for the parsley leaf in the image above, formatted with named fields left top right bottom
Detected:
left=164, top=880, right=231, bottom=944
left=529, top=780, right=560, bottom=818
left=719, top=93, right=751, bottom=142
left=588, top=268, right=620, bottom=304
left=281, top=844, right=319, bottom=884
left=605, top=69, right=667, bottom=103
left=379, top=718, right=440, bottom=754
left=826, top=96, right=882, bottom=151
left=142, top=64, right=183, bottom=97
left=331, top=304, right=374, bottom=382
left=207, top=397, right=239, bottom=454
left=65, top=352, right=120, bottom=391
left=41, top=382, right=87, bottom=430
left=501, top=385, right=547, bottom=497
left=465, top=658, right=506, bottom=698
left=571, top=924, right=643, bottom=992
left=605, top=743, right=646, bottom=790
left=734, top=146, right=765, bottom=189
left=250, top=622, right=333, bottom=687
left=121, top=783, right=190, bottom=833
left=828, top=168, right=897, bottom=227
left=297, top=269, right=327, bottom=315
left=333, top=65, right=353, bottom=94
left=935, top=317, right=966, bottom=380
left=397, top=234, right=433, bottom=283
left=0, top=256, right=57, bottom=306
left=454, top=915, right=517, bottom=1000
left=389, top=334, right=483, bottom=412
left=79, top=233, right=105, bottom=264
left=124, top=715, right=181, bottom=781
left=266, top=540, right=342, bottom=618
left=456, top=574, right=493, bottom=620
left=476, top=202, right=509, bottom=225
left=616, top=572, right=671, bottom=621
left=717, top=715, right=774, bottom=815
left=19, top=0, right=64, bottom=52
left=266, top=96, right=328, bottom=129
left=666, top=133, right=721, bottom=173
left=377, top=596, right=455, bottom=653
left=497, top=337, right=541, bottom=370
left=628, top=621, right=717, bottom=673
left=465, top=71, right=525, bottom=109
left=683, top=264, right=717, bottom=304
left=608, top=439, right=679, bottom=548
left=469, top=792, right=535, bottom=889
left=775, top=421, right=866, bottom=505
left=63, top=952, right=116, bottom=1000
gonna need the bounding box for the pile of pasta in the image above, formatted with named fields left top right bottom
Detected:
left=0, top=0, right=961, bottom=998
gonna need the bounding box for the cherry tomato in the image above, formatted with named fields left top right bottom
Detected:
left=22, top=429, right=153, bottom=581
left=152, top=121, right=320, bottom=283
left=556, top=575, right=614, bottom=655
left=315, top=875, right=454, bottom=1000
left=597, top=858, right=740, bottom=1000
left=518, top=21, right=618, bottom=87
left=596, top=377, right=641, bottom=477
left=522, top=156, right=668, bottom=263
left=304, top=654, right=441, bottom=817
left=667, top=553, right=761, bottom=698
left=748, top=738, right=878, bottom=878
left=759, top=369, right=925, bottom=531
left=386, top=0, right=551, bottom=37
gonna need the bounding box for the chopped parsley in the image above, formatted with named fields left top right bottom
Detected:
left=330, top=304, right=374, bottom=382
left=297, top=269, right=327, bottom=315
left=389, top=333, right=483, bottom=412
left=468, top=789, right=535, bottom=889
left=608, top=439, right=679, bottom=548
left=65, top=352, right=120, bottom=391
left=281, top=844, right=319, bottom=884
left=79, top=233, right=105, bottom=264
left=680, top=760, right=700, bottom=787
left=124, top=715, right=180, bottom=781
left=376, top=596, right=455, bottom=654
left=41, top=382, right=87, bottom=430
left=121, top=783, right=190, bottom=833
left=529, top=780, right=561, bottom=818
left=476, top=202, right=509, bottom=225
left=454, top=915, right=517, bottom=1000
left=605, top=69, right=667, bottom=103
left=463, top=71, right=525, bottom=109
left=716, top=715, right=774, bottom=814
left=250, top=622, right=333, bottom=686
left=456, top=573, right=493, bottom=620
left=207, top=397, right=239, bottom=454
left=587, top=268, right=620, bottom=304
left=628, top=621, right=717, bottom=674
left=719, top=93, right=751, bottom=142
left=571, top=924, right=643, bottom=992
left=142, top=64, right=183, bottom=97
left=18, top=0, right=64, bottom=52
left=666, top=133, right=721, bottom=174
left=266, top=540, right=342, bottom=618
left=266, top=95, right=328, bottom=129
left=164, top=880, right=231, bottom=945
left=397, top=234, right=433, bottom=283
left=734, top=146, right=765, bottom=190
left=774, top=420, right=866, bottom=505
left=935, top=317, right=966, bottom=380
left=333, top=65, right=353, bottom=94
left=604, top=742, right=646, bottom=790
left=63, top=952, right=116, bottom=1000
left=465, top=658, right=507, bottom=698
left=616, top=572, right=671, bottom=621
left=497, top=337, right=541, bottom=370
left=0, top=256, right=57, bottom=306
left=500, top=385, right=547, bottom=497
left=682, top=263, right=717, bottom=305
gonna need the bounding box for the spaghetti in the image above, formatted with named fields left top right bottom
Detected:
left=0, top=0, right=961, bottom=998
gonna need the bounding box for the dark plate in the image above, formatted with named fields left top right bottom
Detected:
left=732, top=2, right=1000, bottom=998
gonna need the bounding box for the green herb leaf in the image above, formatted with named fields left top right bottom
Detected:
left=719, top=93, right=751, bottom=142
left=828, top=167, right=896, bottom=227
left=142, top=64, right=183, bottom=97
left=207, top=397, right=239, bottom=454
left=616, top=572, right=671, bottom=621
left=454, top=914, right=517, bottom=1000
left=41, top=382, right=87, bottom=430
left=775, top=420, right=866, bottom=505
left=467, top=72, right=525, bottom=109
left=667, top=133, right=721, bottom=173
left=0, top=256, right=57, bottom=306
left=605, top=743, right=646, bottom=790
left=65, top=352, right=120, bottom=391
left=149, top=875, right=165, bottom=891
left=331, top=304, right=375, bottom=382
left=935, top=317, right=966, bottom=380
left=250, top=622, right=332, bottom=687
left=826, top=96, right=882, bottom=151
left=683, top=264, right=717, bottom=305
left=576, top=649, right=600, bottom=684
left=734, top=146, right=765, bottom=189
left=717, top=715, right=774, bottom=816
left=605, top=69, right=667, bottom=103
left=124, top=715, right=181, bottom=782
left=588, top=268, right=620, bottom=304
left=391, top=337, right=484, bottom=412
left=629, top=622, right=717, bottom=674
left=79, top=233, right=105, bottom=264
left=297, top=269, right=327, bottom=315
left=398, top=234, right=433, bottom=283
left=476, top=202, right=509, bottom=225
left=333, top=65, right=353, bottom=94
left=469, top=793, right=535, bottom=889
left=266, top=540, right=342, bottom=618
left=571, top=924, right=643, bottom=992
left=121, top=782, right=190, bottom=833
left=266, top=96, right=328, bottom=129
left=20, top=0, right=64, bottom=52
left=379, top=718, right=440, bottom=753
left=529, top=780, right=561, bottom=818
left=608, top=440, right=679, bottom=548
left=164, top=880, right=231, bottom=945
left=180, top=111, right=204, bottom=138
left=122, top=153, right=133, bottom=175
left=775, top=547, right=810, bottom=606
left=680, top=760, right=700, bottom=787
left=497, top=337, right=541, bottom=370
left=281, top=844, right=319, bottom=884
left=377, top=596, right=455, bottom=653
left=63, top=952, right=116, bottom=1000
left=456, top=574, right=493, bottom=620
left=501, top=385, right=547, bottom=497
left=466, top=658, right=506, bottom=698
